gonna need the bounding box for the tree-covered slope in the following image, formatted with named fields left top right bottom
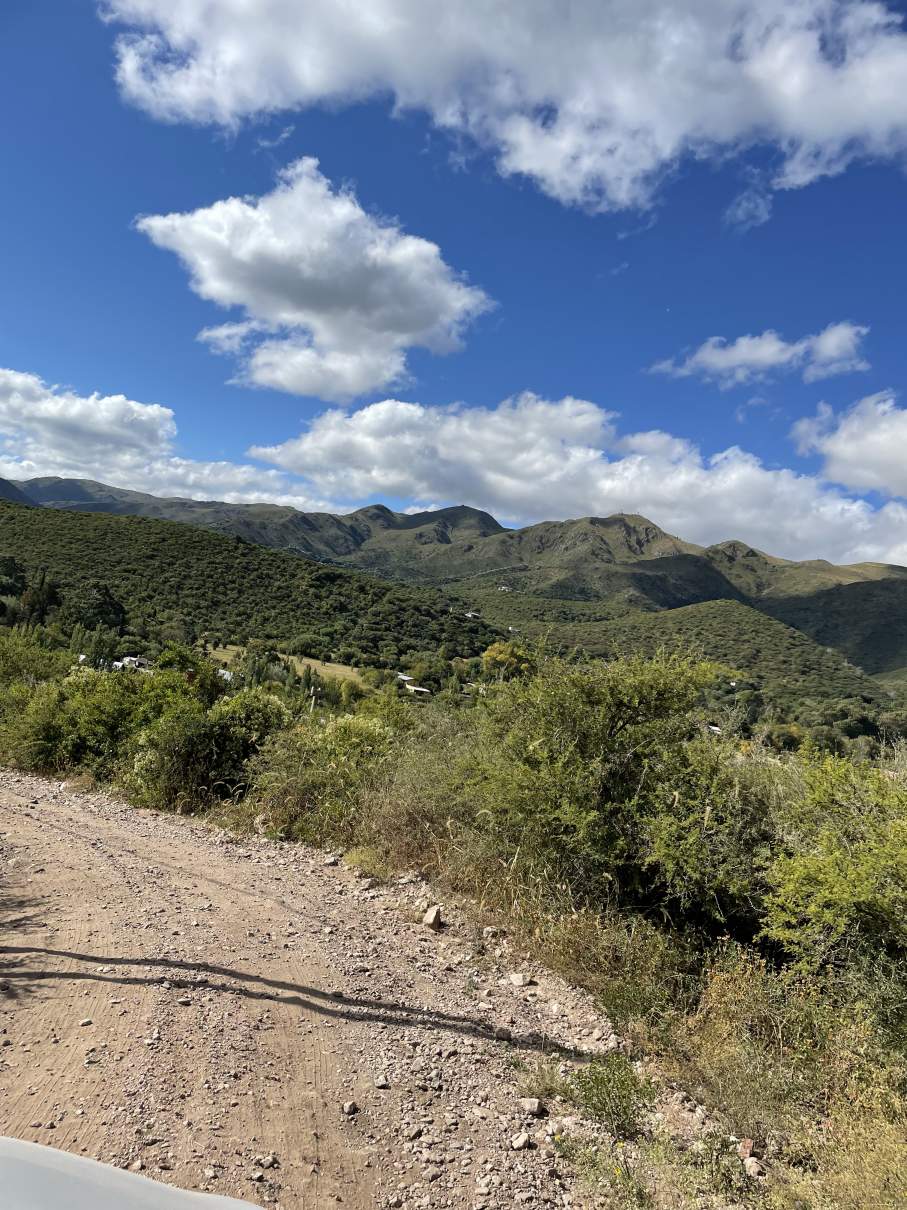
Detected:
left=17, top=478, right=907, bottom=684
left=764, top=578, right=907, bottom=679
left=594, top=600, right=886, bottom=706
left=0, top=502, right=498, bottom=663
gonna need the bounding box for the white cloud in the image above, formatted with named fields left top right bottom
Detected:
left=251, top=390, right=907, bottom=565
left=136, top=157, right=491, bottom=402
left=652, top=320, right=870, bottom=387
left=0, top=368, right=327, bottom=508
left=793, top=390, right=907, bottom=498
left=7, top=366, right=907, bottom=566
left=724, top=187, right=772, bottom=232
left=104, top=1, right=907, bottom=212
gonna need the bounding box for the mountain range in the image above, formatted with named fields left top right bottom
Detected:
left=7, top=475, right=907, bottom=696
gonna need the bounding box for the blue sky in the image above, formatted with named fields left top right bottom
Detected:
left=3, top=0, right=907, bottom=562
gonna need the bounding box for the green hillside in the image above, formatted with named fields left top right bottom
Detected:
left=0, top=502, right=498, bottom=664
left=592, top=600, right=886, bottom=706
left=17, top=478, right=907, bottom=686
left=765, top=578, right=907, bottom=679
left=18, top=478, right=505, bottom=564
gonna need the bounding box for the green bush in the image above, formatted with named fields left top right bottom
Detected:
left=248, top=712, right=396, bottom=843
left=763, top=756, right=907, bottom=966
left=641, top=737, right=785, bottom=925
left=124, top=687, right=289, bottom=812
left=123, top=698, right=219, bottom=811
left=0, top=680, right=68, bottom=771
left=567, top=1053, right=655, bottom=1138
left=0, top=629, right=73, bottom=687
left=443, top=653, right=718, bottom=896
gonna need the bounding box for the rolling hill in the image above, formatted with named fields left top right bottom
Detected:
left=12, top=475, right=907, bottom=690
left=15, top=477, right=505, bottom=564
left=0, top=501, right=498, bottom=664
left=594, top=599, right=885, bottom=707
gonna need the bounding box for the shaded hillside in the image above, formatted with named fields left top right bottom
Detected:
left=0, top=502, right=497, bottom=663
left=0, top=477, right=34, bottom=507
left=703, top=539, right=907, bottom=599
left=765, top=578, right=907, bottom=678
left=594, top=600, right=885, bottom=706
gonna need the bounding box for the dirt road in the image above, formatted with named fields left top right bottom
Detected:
left=0, top=771, right=609, bottom=1209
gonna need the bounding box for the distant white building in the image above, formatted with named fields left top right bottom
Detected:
left=497, top=585, right=512, bottom=593
left=217, top=668, right=234, bottom=682
left=404, top=683, right=431, bottom=695
left=121, top=656, right=151, bottom=670
left=396, top=672, right=414, bottom=682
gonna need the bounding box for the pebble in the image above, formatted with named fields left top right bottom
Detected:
left=1, top=766, right=713, bottom=1210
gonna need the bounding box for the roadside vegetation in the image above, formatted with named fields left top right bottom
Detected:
left=0, top=564, right=905, bottom=1207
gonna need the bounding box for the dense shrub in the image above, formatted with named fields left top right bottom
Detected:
left=124, top=687, right=289, bottom=812
left=763, top=757, right=907, bottom=967
left=248, top=713, right=396, bottom=844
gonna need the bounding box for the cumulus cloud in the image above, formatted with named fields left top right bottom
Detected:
left=136, top=157, right=491, bottom=401
left=652, top=321, right=870, bottom=388
left=793, top=390, right=907, bottom=498
left=7, top=366, right=907, bottom=565
left=0, top=368, right=326, bottom=508
left=103, top=1, right=907, bottom=212
left=251, top=390, right=907, bottom=565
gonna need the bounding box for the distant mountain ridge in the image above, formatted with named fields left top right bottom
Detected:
left=9, top=474, right=907, bottom=687
left=15, top=477, right=504, bottom=564
left=0, top=478, right=35, bottom=507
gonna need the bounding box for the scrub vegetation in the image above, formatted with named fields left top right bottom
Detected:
left=0, top=617, right=904, bottom=1209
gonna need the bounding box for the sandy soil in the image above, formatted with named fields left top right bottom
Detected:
left=0, top=770, right=616, bottom=1209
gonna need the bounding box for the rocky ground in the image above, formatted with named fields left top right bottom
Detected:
left=0, top=770, right=646, bottom=1209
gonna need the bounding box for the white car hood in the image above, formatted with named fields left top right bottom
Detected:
left=0, top=1137, right=259, bottom=1209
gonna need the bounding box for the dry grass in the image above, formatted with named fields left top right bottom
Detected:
left=208, top=643, right=364, bottom=685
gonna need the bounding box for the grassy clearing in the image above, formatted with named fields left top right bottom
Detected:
left=209, top=642, right=364, bottom=685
